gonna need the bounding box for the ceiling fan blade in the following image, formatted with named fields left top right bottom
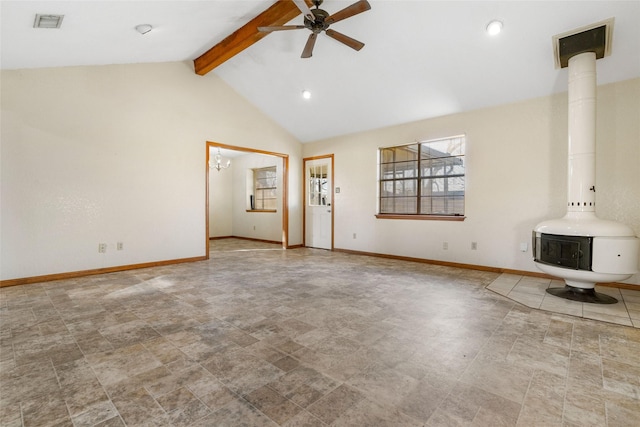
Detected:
left=325, top=0, right=371, bottom=25
left=325, top=29, right=365, bottom=51
left=301, top=33, right=318, bottom=58
left=258, top=25, right=305, bottom=32
left=292, top=0, right=315, bottom=21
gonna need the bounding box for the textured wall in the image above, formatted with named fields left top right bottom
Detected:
left=1, top=62, right=303, bottom=280
left=303, top=78, right=640, bottom=285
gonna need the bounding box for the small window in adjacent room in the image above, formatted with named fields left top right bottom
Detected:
left=251, top=166, right=277, bottom=211
left=378, top=135, right=465, bottom=219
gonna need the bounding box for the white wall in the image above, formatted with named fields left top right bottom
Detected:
left=302, top=78, right=640, bottom=285
left=208, top=151, right=284, bottom=242
left=1, top=61, right=303, bottom=281
left=208, top=160, right=233, bottom=238
left=230, top=153, right=283, bottom=242
left=2, top=61, right=637, bottom=284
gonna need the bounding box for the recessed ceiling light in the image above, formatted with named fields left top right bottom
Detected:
left=33, top=14, right=64, bottom=29
left=486, top=20, right=503, bottom=36
left=135, top=24, right=153, bottom=35
left=302, top=90, right=312, bottom=100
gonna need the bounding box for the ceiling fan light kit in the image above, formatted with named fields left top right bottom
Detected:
left=259, top=0, right=371, bottom=58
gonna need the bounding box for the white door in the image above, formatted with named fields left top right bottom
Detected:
left=305, top=157, right=333, bottom=250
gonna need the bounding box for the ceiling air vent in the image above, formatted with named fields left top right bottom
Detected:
left=33, top=14, right=64, bottom=29
left=552, top=18, right=614, bottom=69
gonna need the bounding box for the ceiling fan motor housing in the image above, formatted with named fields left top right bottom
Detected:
left=258, top=0, right=371, bottom=58
left=305, top=8, right=330, bottom=32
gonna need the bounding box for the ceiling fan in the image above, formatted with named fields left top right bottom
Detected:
left=258, top=0, right=371, bottom=58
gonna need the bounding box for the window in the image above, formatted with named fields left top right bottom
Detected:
left=308, top=163, right=329, bottom=206
left=252, top=166, right=277, bottom=210
left=378, top=135, right=465, bottom=217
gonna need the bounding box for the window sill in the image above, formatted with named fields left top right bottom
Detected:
left=375, top=214, right=466, bottom=221
left=246, top=209, right=277, bottom=213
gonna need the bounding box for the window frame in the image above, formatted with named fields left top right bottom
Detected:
left=308, top=163, right=329, bottom=207
left=376, top=135, right=466, bottom=221
left=249, top=166, right=278, bottom=212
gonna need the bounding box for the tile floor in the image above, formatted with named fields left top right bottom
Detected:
left=1, top=238, right=639, bottom=426
left=487, top=274, right=640, bottom=329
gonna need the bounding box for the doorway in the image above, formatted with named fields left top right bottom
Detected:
left=304, top=155, right=334, bottom=250
left=206, top=142, right=289, bottom=256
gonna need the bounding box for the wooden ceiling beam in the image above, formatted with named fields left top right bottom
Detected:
left=194, top=0, right=304, bottom=76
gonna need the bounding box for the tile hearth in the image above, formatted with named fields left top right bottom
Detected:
left=487, top=274, right=640, bottom=328
left=1, top=239, right=639, bottom=426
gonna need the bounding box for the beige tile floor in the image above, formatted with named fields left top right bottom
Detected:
left=1, top=238, right=639, bottom=426
left=487, top=274, right=640, bottom=328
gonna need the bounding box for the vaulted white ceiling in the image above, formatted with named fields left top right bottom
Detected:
left=2, top=1, right=639, bottom=142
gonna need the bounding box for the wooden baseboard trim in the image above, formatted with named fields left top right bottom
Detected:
left=332, top=248, right=637, bottom=290
left=210, top=235, right=301, bottom=249
left=333, top=248, right=502, bottom=273
left=210, top=235, right=282, bottom=245
left=595, top=282, right=640, bottom=290
left=4, top=236, right=287, bottom=288
left=4, top=245, right=636, bottom=291
left=0, top=256, right=207, bottom=288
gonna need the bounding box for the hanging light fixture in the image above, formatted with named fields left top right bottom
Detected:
left=209, top=148, right=231, bottom=171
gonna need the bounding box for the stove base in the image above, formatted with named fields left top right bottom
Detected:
left=546, top=285, right=617, bottom=304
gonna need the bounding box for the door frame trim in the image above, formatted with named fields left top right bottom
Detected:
left=303, top=154, right=334, bottom=250
left=206, top=141, right=289, bottom=256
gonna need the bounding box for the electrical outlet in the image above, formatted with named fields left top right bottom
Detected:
left=117, top=242, right=123, bottom=251
left=471, top=242, right=478, bottom=250
left=353, top=233, right=356, bottom=239
left=98, top=243, right=107, bottom=253
left=442, top=242, right=448, bottom=250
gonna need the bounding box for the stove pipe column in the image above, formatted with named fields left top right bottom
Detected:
left=533, top=21, right=639, bottom=303
left=567, top=52, right=597, bottom=215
